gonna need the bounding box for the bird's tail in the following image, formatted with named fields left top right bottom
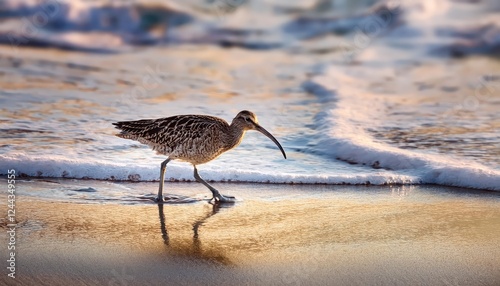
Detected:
left=112, top=119, right=157, bottom=139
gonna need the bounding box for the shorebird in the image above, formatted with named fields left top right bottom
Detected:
left=113, top=110, right=287, bottom=203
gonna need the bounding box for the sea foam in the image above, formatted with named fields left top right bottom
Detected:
left=309, top=67, right=500, bottom=191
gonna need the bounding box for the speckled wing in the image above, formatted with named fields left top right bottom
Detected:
left=112, top=115, right=230, bottom=159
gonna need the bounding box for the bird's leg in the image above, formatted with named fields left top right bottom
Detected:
left=193, top=166, right=235, bottom=203
left=156, top=158, right=171, bottom=203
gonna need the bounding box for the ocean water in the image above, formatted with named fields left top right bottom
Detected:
left=0, top=0, right=499, bottom=195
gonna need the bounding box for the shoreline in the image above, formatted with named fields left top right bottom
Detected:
left=1, top=181, right=500, bottom=285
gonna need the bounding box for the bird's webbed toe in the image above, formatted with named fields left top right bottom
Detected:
left=214, top=194, right=236, bottom=203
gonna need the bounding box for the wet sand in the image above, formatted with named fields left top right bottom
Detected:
left=1, top=181, right=500, bottom=285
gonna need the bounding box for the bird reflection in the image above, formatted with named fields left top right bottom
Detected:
left=157, top=202, right=233, bottom=264
left=158, top=203, right=169, bottom=246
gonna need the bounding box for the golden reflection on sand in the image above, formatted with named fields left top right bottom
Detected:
left=6, top=192, right=499, bottom=268
left=1, top=185, right=499, bottom=285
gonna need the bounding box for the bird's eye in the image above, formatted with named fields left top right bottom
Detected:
left=244, top=117, right=250, bottom=122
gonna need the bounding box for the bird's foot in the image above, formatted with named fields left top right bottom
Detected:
left=154, top=196, right=165, bottom=203
left=213, top=194, right=236, bottom=204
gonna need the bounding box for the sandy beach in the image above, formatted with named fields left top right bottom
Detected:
left=1, top=179, right=500, bottom=285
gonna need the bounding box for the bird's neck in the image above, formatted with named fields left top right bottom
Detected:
left=226, top=123, right=246, bottom=150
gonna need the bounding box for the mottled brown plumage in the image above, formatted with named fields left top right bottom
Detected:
left=113, top=110, right=286, bottom=203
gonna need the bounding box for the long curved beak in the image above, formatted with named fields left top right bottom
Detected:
left=255, top=124, right=287, bottom=159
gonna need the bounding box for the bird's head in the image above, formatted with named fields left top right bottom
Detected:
left=232, top=110, right=287, bottom=159
left=233, top=110, right=259, bottom=130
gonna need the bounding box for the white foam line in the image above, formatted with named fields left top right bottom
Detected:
left=312, top=67, right=500, bottom=191
left=0, top=153, right=416, bottom=185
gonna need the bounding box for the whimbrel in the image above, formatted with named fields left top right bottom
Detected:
left=113, top=110, right=287, bottom=203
